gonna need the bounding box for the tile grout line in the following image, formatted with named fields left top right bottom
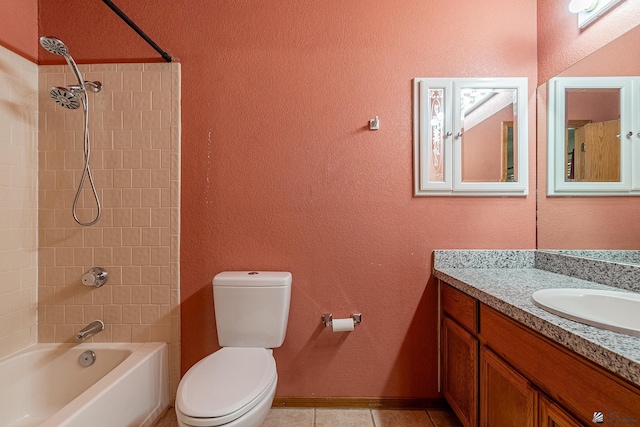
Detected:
left=369, top=409, right=377, bottom=427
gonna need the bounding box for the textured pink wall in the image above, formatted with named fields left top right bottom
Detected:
left=537, top=0, right=640, bottom=84
left=37, top=0, right=537, bottom=399
left=567, top=90, right=619, bottom=121
left=463, top=106, right=513, bottom=182
left=0, top=0, right=38, bottom=61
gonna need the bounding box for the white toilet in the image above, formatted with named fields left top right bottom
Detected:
left=175, top=271, right=292, bottom=427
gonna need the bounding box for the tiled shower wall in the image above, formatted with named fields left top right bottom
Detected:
left=38, top=63, right=181, bottom=396
left=0, top=45, right=38, bottom=358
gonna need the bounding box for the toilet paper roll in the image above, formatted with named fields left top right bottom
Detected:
left=332, top=318, right=355, bottom=332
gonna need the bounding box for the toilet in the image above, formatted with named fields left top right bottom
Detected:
left=175, top=271, right=292, bottom=427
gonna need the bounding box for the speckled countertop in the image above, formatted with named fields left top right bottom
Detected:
left=433, top=250, right=640, bottom=388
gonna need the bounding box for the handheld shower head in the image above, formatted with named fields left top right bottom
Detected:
left=39, top=36, right=104, bottom=226
left=39, top=36, right=86, bottom=91
left=39, top=36, right=69, bottom=56
left=49, top=87, right=81, bottom=110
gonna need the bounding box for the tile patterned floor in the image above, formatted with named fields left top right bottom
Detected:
left=155, top=407, right=463, bottom=427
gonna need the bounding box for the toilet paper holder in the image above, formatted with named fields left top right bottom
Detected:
left=321, top=313, right=362, bottom=327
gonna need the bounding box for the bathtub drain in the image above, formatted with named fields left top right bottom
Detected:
left=79, top=350, right=96, bottom=367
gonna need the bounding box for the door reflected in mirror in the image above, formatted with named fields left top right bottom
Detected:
left=565, top=88, right=620, bottom=183
left=460, top=88, right=518, bottom=183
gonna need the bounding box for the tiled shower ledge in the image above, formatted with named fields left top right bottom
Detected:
left=433, top=250, right=640, bottom=388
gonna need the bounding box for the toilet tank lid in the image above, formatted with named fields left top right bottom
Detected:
left=213, top=271, right=292, bottom=287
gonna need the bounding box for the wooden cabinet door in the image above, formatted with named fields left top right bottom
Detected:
left=573, top=119, right=620, bottom=182
left=442, top=316, right=478, bottom=427
left=539, top=395, right=583, bottom=427
left=480, top=347, right=536, bottom=427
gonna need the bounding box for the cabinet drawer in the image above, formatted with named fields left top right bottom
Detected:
left=480, top=304, right=640, bottom=426
left=441, top=282, right=478, bottom=333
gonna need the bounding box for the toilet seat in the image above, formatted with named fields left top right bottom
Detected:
left=176, top=347, right=277, bottom=427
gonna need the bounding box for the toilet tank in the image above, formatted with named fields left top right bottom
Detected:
left=213, top=271, right=292, bottom=348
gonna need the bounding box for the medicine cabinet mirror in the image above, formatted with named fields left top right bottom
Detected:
left=547, top=76, right=640, bottom=196
left=413, top=77, right=528, bottom=196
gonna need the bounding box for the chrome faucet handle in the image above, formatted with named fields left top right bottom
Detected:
left=82, top=267, right=108, bottom=288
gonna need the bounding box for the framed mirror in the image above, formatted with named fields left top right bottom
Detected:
left=413, top=77, right=528, bottom=196
left=547, top=76, right=635, bottom=195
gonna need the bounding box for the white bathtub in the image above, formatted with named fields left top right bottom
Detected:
left=0, top=342, right=169, bottom=427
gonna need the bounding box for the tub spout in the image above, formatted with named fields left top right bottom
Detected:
left=74, top=320, right=104, bottom=343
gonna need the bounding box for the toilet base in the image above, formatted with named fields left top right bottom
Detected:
left=176, top=379, right=276, bottom=427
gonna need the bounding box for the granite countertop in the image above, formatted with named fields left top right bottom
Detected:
left=433, top=250, right=640, bottom=388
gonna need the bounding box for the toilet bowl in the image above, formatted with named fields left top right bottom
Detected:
left=176, top=348, right=277, bottom=427
left=176, top=271, right=291, bottom=427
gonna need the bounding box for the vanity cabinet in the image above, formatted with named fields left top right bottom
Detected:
left=440, top=282, right=640, bottom=427
left=538, top=395, right=582, bottom=427
left=480, top=346, right=536, bottom=426
left=441, top=284, right=478, bottom=427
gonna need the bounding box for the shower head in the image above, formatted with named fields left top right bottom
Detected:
left=39, top=36, right=87, bottom=91
left=49, top=87, right=81, bottom=110
left=39, top=36, right=69, bottom=56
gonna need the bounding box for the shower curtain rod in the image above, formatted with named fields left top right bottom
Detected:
left=101, top=0, right=173, bottom=63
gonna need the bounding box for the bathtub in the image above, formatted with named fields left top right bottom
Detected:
left=0, top=342, right=169, bottom=427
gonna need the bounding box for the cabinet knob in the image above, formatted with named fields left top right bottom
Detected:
left=627, top=131, right=633, bottom=138
left=456, top=131, right=463, bottom=139
left=446, top=131, right=453, bottom=137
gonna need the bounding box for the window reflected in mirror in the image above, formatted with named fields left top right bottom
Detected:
left=564, top=88, right=621, bottom=183
left=460, top=88, right=518, bottom=183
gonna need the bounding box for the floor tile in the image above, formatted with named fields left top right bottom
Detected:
left=315, top=409, right=374, bottom=427
left=427, top=409, right=464, bottom=427
left=154, top=406, right=462, bottom=427
left=262, top=408, right=315, bottom=427
left=372, top=409, right=435, bottom=427
left=154, top=408, right=178, bottom=427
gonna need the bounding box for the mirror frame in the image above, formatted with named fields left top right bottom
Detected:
left=547, top=76, right=634, bottom=196
left=413, top=77, right=528, bottom=196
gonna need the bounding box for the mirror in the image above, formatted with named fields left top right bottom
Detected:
left=540, top=249, right=640, bottom=266
left=461, top=88, right=518, bottom=183
left=414, top=77, right=528, bottom=196
left=547, top=76, right=635, bottom=195
left=565, top=88, right=620, bottom=182
left=537, top=24, right=640, bottom=250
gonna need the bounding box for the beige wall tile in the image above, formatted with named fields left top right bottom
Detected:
left=37, top=61, right=181, bottom=401
left=0, top=44, right=38, bottom=358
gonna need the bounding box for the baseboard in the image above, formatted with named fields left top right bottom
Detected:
left=271, top=397, right=448, bottom=409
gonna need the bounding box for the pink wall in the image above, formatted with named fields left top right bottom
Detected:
left=37, top=0, right=537, bottom=399
left=0, top=0, right=38, bottom=61
left=537, top=0, right=640, bottom=84
left=463, top=106, right=513, bottom=182
left=567, top=90, right=619, bottom=122
left=558, top=24, right=640, bottom=78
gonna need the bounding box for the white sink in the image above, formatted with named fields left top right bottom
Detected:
left=531, top=288, right=640, bottom=337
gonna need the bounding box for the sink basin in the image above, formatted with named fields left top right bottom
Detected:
left=531, top=288, right=640, bottom=337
